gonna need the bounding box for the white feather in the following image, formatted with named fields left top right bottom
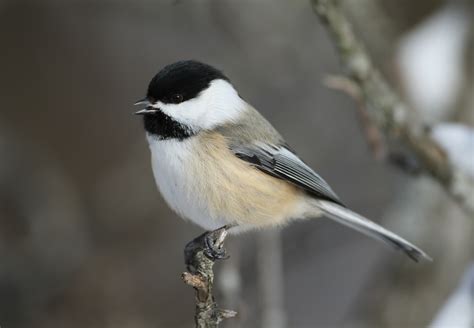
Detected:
left=147, top=134, right=228, bottom=230
left=150, top=79, right=245, bottom=131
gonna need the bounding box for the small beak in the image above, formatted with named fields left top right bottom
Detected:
left=134, top=98, right=150, bottom=106
left=133, top=98, right=159, bottom=115
left=134, top=108, right=159, bottom=115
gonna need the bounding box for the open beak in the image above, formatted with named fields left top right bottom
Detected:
left=134, top=98, right=150, bottom=106
left=133, top=98, right=158, bottom=115
left=134, top=108, right=158, bottom=115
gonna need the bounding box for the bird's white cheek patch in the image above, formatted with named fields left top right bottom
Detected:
left=158, top=79, right=246, bottom=130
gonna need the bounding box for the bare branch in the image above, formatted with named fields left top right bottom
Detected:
left=182, top=229, right=237, bottom=327
left=324, top=75, right=386, bottom=160
left=311, top=0, right=474, bottom=215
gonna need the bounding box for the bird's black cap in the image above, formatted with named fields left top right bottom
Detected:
left=146, top=60, right=229, bottom=104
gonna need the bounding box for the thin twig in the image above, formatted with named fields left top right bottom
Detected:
left=324, top=75, right=386, bottom=160
left=182, top=229, right=237, bottom=327
left=257, top=230, right=287, bottom=328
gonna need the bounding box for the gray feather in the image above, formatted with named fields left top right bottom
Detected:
left=318, top=201, right=432, bottom=262
left=230, top=145, right=431, bottom=261
left=215, top=105, right=344, bottom=205
left=232, top=144, right=344, bottom=205
left=214, top=105, right=430, bottom=262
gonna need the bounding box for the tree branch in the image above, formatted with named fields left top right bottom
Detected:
left=182, top=229, right=237, bottom=327
left=311, top=0, right=474, bottom=215
left=324, top=74, right=386, bottom=160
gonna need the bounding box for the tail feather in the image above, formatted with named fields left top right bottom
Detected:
left=318, top=201, right=432, bottom=262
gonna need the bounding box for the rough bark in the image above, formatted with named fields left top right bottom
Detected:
left=182, top=229, right=237, bottom=328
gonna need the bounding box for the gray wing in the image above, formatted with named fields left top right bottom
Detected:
left=231, top=143, right=345, bottom=206
left=214, top=104, right=344, bottom=206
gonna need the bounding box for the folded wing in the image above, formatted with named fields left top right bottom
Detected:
left=231, top=143, right=344, bottom=206
left=231, top=142, right=431, bottom=262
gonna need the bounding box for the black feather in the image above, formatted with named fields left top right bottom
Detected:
left=147, top=60, right=229, bottom=104
left=142, top=60, right=229, bottom=140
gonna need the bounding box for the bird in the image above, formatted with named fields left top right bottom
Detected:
left=134, top=60, right=431, bottom=262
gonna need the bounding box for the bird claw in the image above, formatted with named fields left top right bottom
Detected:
left=184, top=226, right=230, bottom=270
left=203, top=228, right=228, bottom=260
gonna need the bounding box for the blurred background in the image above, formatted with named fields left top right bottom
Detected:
left=0, top=0, right=472, bottom=327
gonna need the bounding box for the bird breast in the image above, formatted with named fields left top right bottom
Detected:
left=147, top=132, right=306, bottom=231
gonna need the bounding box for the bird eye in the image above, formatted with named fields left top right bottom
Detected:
left=172, top=94, right=184, bottom=104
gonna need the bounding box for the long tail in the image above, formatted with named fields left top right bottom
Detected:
left=318, top=201, right=432, bottom=262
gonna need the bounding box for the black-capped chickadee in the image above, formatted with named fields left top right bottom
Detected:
left=135, top=60, right=430, bottom=262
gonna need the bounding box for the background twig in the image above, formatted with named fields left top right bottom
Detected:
left=311, top=0, right=474, bottom=215
left=324, top=75, right=386, bottom=160
left=257, top=230, right=287, bottom=328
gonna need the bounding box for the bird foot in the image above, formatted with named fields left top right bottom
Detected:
left=184, top=226, right=230, bottom=270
